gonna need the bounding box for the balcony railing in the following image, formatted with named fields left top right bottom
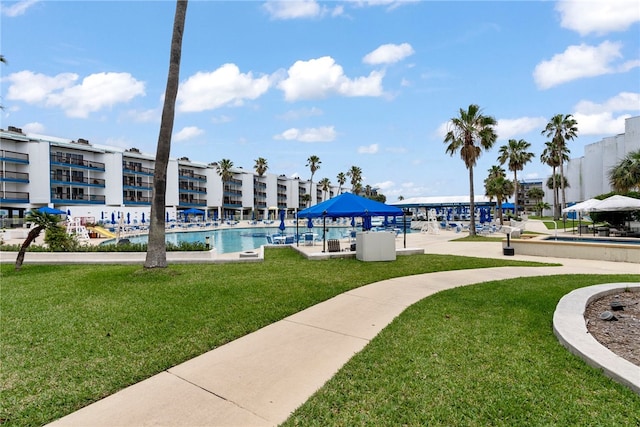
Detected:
left=0, top=190, right=29, bottom=202
left=0, top=171, right=29, bottom=182
left=50, top=194, right=106, bottom=203
left=51, top=174, right=106, bottom=186
left=123, top=195, right=152, bottom=204
left=0, top=149, right=29, bottom=163
left=50, top=155, right=105, bottom=170
left=178, top=171, right=206, bottom=181
left=122, top=162, right=154, bottom=175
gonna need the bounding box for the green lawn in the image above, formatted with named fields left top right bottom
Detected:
left=284, top=274, right=640, bottom=426
left=1, top=249, right=635, bottom=425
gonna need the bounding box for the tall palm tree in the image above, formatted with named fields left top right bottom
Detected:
left=318, top=177, right=331, bottom=201
left=336, top=172, right=346, bottom=194
left=145, top=0, right=188, bottom=269
left=306, top=155, right=321, bottom=203
left=542, top=114, right=578, bottom=217
left=484, top=166, right=513, bottom=225
left=444, top=104, right=498, bottom=236
left=217, top=158, right=234, bottom=218
left=609, top=149, right=640, bottom=192
left=347, top=165, right=362, bottom=194
left=527, top=187, right=545, bottom=214
left=540, top=140, right=569, bottom=220
left=498, top=138, right=534, bottom=218
left=546, top=173, right=569, bottom=218
left=15, top=210, right=61, bottom=271
left=254, top=157, right=268, bottom=177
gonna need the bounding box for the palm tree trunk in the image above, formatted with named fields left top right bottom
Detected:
left=513, top=171, right=518, bottom=219
left=15, top=226, right=44, bottom=271
left=552, top=167, right=558, bottom=220
left=468, top=166, right=476, bottom=236
left=145, top=0, right=188, bottom=268
left=559, top=162, right=566, bottom=220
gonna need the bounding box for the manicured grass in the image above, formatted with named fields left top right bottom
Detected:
left=284, top=274, right=640, bottom=426
left=0, top=248, right=546, bottom=426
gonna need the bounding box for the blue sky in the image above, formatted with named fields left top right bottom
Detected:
left=2, top=0, right=639, bottom=200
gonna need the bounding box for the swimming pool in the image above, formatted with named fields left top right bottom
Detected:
left=123, top=227, right=397, bottom=254
left=543, top=236, right=640, bottom=245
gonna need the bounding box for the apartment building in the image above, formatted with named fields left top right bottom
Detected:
left=0, top=126, right=337, bottom=226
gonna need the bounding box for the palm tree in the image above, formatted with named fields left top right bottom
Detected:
left=484, top=166, right=513, bottom=225
left=546, top=173, right=569, bottom=218
left=216, top=158, right=234, bottom=218
left=498, top=138, right=534, bottom=218
left=318, top=177, right=331, bottom=201
left=254, top=157, right=268, bottom=177
left=534, top=201, right=550, bottom=217
left=347, top=166, right=362, bottom=194
left=144, top=0, right=188, bottom=269
left=397, top=195, right=405, bottom=201
left=540, top=140, right=569, bottom=220
left=336, top=172, right=346, bottom=194
left=301, top=193, right=311, bottom=208
left=542, top=114, right=578, bottom=217
left=527, top=187, right=545, bottom=204
left=444, top=104, right=498, bottom=236
left=609, top=149, right=640, bottom=192
left=306, top=155, right=321, bottom=203
left=15, top=210, right=61, bottom=271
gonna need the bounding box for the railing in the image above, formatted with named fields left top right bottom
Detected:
left=0, top=190, right=29, bottom=201
left=51, top=174, right=105, bottom=186
left=124, top=195, right=152, bottom=203
left=50, top=194, right=106, bottom=202
left=178, top=171, right=206, bottom=181
left=0, top=149, right=29, bottom=163
left=122, top=163, right=154, bottom=175
left=0, top=171, right=29, bottom=181
left=50, top=155, right=105, bottom=170
left=179, top=184, right=207, bottom=192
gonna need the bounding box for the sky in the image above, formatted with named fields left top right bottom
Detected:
left=1, top=0, right=639, bottom=200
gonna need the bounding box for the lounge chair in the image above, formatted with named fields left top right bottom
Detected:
left=327, top=239, right=341, bottom=252
left=284, top=235, right=295, bottom=244
left=304, top=233, right=315, bottom=246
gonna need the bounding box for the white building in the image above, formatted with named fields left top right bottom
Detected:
left=0, top=126, right=339, bottom=226
left=545, top=115, right=640, bottom=210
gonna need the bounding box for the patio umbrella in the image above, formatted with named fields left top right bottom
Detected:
left=589, top=195, right=640, bottom=212
left=141, top=212, right=146, bottom=223
left=307, top=217, right=314, bottom=229
left=38, top=206, right=66, bottom=215
left=362, top=215, right=372, bottom=231
left=279, top=210, right=286, bottom=234
left=126, top=212, right=131, bottom=224
left=111, top=212, right=116, bottom=224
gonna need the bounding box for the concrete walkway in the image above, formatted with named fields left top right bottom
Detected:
left=46, top=232, right=639, bottom=426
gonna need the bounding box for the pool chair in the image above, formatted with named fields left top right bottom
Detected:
left=304, top=233, right=315, bottom=246
left=284, top=235, right=295, bottom=244
left=266, top=235, right=274, bottom=245
left=327, top=239, right=341, bottom=252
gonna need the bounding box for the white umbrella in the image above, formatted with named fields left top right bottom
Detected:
left=562, top=198, right=601, bottom=214
left=589, top=195, right=640, bottom=212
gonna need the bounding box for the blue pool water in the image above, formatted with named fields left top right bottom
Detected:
left=544, top=236, right=640, bottom=245
left=123, top=226, right=408, bottom=254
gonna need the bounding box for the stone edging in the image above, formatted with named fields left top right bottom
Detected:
left=553, top=283, right=640, bottom=394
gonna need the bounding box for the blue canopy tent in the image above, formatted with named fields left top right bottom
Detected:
left=38, top=206, right=66, bottom=215
left=297, top=192, right=404, bottom=252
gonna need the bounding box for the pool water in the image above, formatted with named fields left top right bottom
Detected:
left=124, top=227, right=406, bottom=254
left=543, top=236, right=640, bottom=245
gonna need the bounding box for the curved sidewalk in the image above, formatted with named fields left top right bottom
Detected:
left=48, top=254, right=639, bottom=427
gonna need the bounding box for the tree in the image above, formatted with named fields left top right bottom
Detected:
left=15, top=210, right=61, bottom=271
left=347, top=166, right=362, bottom=194
left=540, top=140, right=568, bottom=220
left=144, top=0, right=188, bottom=269
left=484, top=166, right=513, bottom=225
left=533, top=201, right=550, bottom=217
left=498, top=138, right=534, bottom=218
left=301, top=193, right=311, bottom=208
left=397, top=195, right=405, bottom=201
left=306, top=155, right=321, bottom=203
left=546, top=173, right=569, bottom=218
left=254, top=157, right=268, bottom=177
left=527, top=187, right=545, bottom=204
left=542, top=114, right=578, bottom=217
left=444, top=104, right=498, bottom=236
left=609, top=149, right=640, bottom=193
left=216, top=158, right=234, bottom=215
left=336, top=172, right=346, bottom=194
left=318, top=177, right=331, bottom=201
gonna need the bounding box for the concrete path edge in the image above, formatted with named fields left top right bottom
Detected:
left=553, top=283, right=640, bottom=394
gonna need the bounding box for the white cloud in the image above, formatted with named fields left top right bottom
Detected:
left=556, top=0, right=640, bottom=36
left=572, top=112, right=630, bottom=135
left=6, top=71, right=145, bottom=118
left=262, top=0, right=342, bottom=19
left=358, top=143, right=379, bottom=154
left=126, top=108, right=159, bottom=123
left=363, top=43, right=414, bottom=65
left=373, top=180, right=394, bottom=190
left=278, top=56, right=384, bottom=101
left=174, top=126, right=204, bottom=142
left=533, top=41, right=637, bottom=89
left=22, top=121, right=44, bottom=134
left=496, top=116, right=547, bottom=140
left=278, top=107, right=324, bottom=120
left=574, top=92, right=640, bottom=114
left=273, top=126, right=336, bottom=142
left=1, top=0, right=39, bottom=17
left=177, top=64, right=271, bottom=112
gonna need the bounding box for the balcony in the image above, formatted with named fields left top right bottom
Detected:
left=178, top=170, right=206, bottom=181
left=0, top=149, right=29, bottom=164
left=50, top=174, right=106, bottom=187
left=50, top=155, right=105, bottom=171
left=50, top=193, right=106, bottom=204
left=0, top=171, right=29, bottom=183
left=0, top=190, right=29, bottom=203
left=122, top=162, right=154, bottom=175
